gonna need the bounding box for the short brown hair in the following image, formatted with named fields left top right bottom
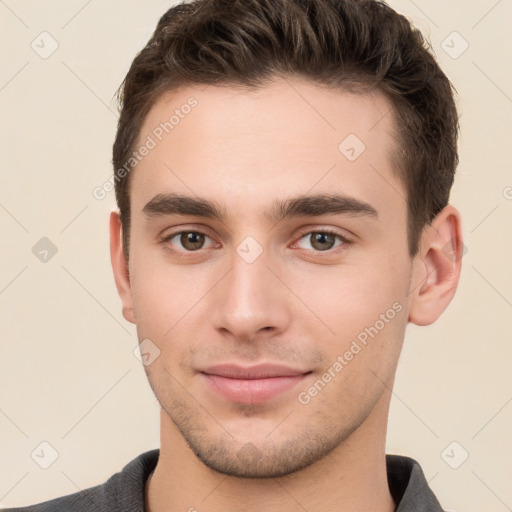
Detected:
left=113, top=0, right=459, bottom=261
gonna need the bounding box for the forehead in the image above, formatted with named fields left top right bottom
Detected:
left=130, top=77, right=404, bottom=224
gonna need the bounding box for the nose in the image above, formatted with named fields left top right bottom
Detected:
left=210, top=245, right=292, bottom=343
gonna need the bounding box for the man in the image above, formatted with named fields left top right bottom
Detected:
left=3, top=0, right=462, bottom=510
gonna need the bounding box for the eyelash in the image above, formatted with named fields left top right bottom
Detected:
left=159, top=228, right=351, bottom=256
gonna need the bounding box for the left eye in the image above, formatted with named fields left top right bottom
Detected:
left=296, top=231, right=346, bottom=252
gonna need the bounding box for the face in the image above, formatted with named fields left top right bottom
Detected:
left=118, top=77, right=416, bottom=478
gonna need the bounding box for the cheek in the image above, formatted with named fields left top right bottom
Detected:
left=300, top=268, right=408, bottom=405
left=289, top=257, right=410, bottom=342
left=291, top=259, right=410, bottom=399
left=128, top=247, right=217, bottom=340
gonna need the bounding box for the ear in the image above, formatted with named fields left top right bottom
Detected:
left=409, top=205, right=463, bottom=326
left=109, top=211, right=135, bottom=324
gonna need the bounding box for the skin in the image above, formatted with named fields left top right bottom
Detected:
left=110, top=76, right=463, bottom=512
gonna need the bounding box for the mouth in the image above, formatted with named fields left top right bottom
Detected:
left=199, top=363, right=313, bottom=405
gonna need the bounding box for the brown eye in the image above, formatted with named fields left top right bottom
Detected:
left=310, top=232, right=336, bottom=251
left=296, top=231, right=345, bottom=252
left=179, top=232, right=206, bottom=251
left=162, top=230, right=215, bottom=252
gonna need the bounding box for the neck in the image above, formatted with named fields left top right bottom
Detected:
left=146, top=390, right=395, bottom=512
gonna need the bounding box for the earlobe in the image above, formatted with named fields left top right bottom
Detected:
left=109, top=211, right=136, bottom=325
left=409, top=205, right=463, bottom=326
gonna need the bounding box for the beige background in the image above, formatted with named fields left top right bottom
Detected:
left=1, top=0, right=511, bottom=510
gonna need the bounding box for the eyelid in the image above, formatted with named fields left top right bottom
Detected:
left=294, top=226, right=352, bottom=241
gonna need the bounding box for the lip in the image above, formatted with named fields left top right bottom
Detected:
left=199, top=363, right=311, bottom=405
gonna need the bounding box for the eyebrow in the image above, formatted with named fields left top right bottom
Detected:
left=142, top=192, right=378, bottom=224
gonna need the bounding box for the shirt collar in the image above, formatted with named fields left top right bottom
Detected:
left=386, top=455, right=445, bottom=511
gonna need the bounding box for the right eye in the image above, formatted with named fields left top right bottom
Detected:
left=160, top=230, right=217, bottom=252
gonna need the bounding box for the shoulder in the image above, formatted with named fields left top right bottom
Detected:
left=1, top=449, right=159, bottom=512
left=1, top=482, right=113, bottom=512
